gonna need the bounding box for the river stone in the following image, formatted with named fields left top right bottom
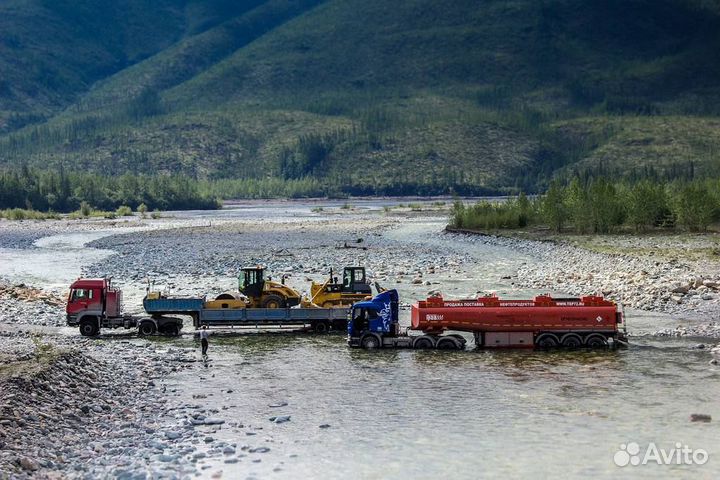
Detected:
left=165, top=431, right=182, bottom=440
left=690, top=413, right=712, bottom=422
left=249, top=447, right=270, bottom=453
left=269, top=415, right=291, bottom=424
left=204, top=418, right=225, bottom=425
left=20, top=457, right=39, bottom=471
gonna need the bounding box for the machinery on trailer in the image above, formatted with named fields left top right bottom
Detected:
left=238, top=267, right=302, bottom=308
left=348, top=290, right=627, bottom=350
left=310, top=267, right=373, bottom=307
left=66, top=277, right=348, bottom=336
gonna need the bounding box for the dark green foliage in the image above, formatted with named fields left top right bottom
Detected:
left=541, top=180, right=568, bottom=233
left=670, top=182, right=716, bottom=231
left=0, top=167, right=219, bottom=212
left=451, top=177, right=720, bottom=234
left=279, top=131, right=351, bottom=179
left=450, top=195, right=540, bottom=231
left=625, top=181, right=671, bottom=231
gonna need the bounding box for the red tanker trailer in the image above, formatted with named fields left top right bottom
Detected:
left=348, top=290, right=627, bottom=350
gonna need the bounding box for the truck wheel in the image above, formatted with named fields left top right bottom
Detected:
left=262, top=294, right=286, bottom=309
left=413, top=337, right=434, bottom=349
left=79, top=320, right=99, bottom=337
left=313, top=321, right=330, bottom=334
left=436, top=337, right=461, bottom=350
left=162, top=324, right=180, bottom=337
left=561, top=334, right=582, bottom=349
left=139, top=322, right=157, bottom=336
left=360, top=334, right=381, bottom=349
left=585, top=335, right=608, bottom=348
left=535, top=334, right=559, bottom=349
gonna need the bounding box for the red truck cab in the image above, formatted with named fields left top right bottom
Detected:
left=66, top=278, right=122, bottom=332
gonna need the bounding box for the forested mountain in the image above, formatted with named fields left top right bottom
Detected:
left=1, top=0, right=719, bottom=195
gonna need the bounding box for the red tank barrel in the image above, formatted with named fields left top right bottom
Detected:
left=411, top=294, right=620, bottom=334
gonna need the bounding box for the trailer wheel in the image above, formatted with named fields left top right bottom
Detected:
left=313, top=321, right=330, bottom=334
left=535, top=334, right=559, bottom=349
left=561, top=334, right=583, bottom=349
left=79, top=319, right=99, bottom=337
left=584, top=334, right=608, bottom=348
left=413, top=336, right=434, bottom=349
left=139, top=321, right=157, bottom=336
left=436, top=337, right=461, bottom=350
left=262, top=294, right=286, bottom=309
left=360, top=334, right=381, bottom=349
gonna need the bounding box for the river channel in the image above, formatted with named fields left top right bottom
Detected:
left=1, top=200, right=718, bottom=479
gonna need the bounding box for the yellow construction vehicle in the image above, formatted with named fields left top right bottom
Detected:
left=238, top=266, right=302, bottom=308
left=310, top=267, right=373, bottom=308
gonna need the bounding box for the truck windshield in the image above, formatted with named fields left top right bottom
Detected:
left=71, top=289, right=93, bottom=301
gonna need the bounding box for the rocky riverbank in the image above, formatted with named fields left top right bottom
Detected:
left=0, top=332, right=283, bottom=479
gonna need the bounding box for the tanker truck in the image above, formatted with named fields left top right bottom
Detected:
left=347, top=290, right=627, bottom=350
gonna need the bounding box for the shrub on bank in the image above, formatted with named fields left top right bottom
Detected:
left=116, top=205, right=133, bottom=216
left=451, top=177, right=720, bottom=234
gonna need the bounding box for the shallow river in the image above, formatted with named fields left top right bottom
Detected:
left=3, top=200, right=719, bottom=478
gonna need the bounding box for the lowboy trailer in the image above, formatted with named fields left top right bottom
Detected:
left=66, top=278, right=349, bottom=336
left=348, top=290, right=627, bottom=350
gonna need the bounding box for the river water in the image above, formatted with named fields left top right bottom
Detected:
left=1, top=200, right=718, bottom=478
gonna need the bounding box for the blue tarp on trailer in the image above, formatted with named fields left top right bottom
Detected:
left=143, top=297, right=204, bottom=314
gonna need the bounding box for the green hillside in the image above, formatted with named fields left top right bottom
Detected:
left=1, top=0, right=720, bottom=195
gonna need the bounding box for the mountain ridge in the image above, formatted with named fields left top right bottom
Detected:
left=1, top=0, right=719, bottom=194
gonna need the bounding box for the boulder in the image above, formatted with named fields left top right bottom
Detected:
left=671, top=283, right=691, bottom=294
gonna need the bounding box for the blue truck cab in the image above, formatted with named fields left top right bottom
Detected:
left=347, top=289, right=400, bottom=348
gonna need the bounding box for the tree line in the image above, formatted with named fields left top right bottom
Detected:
left=0, top=166, right=220, bottom=212
left=450, top=177, right=720, bottom=233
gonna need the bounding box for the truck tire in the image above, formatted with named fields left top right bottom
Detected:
left=162, top=324, right=180, bottom=337
left=413, top=336, right=434, bottom=349
left=139, top=321, right=157, bottom=336
left=535, top=334, right=559, bottom=349
left=79, top=319, right=99, bottom=337
left=313, top=321, right=330, bottom=334
left=262, top=294, right=286, bottom=309
left=360, top=334, right=381, bottom=349
left=584, top=334, right=608, bottom=348
left=561, top=334, right=583, bottom=349
left=436, top=337, right=461, bottom=350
